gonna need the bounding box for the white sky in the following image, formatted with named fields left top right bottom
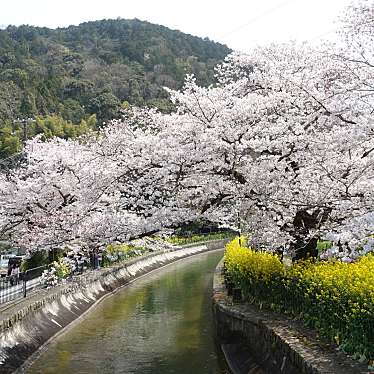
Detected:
left=0, top=0, right=353, bottom=52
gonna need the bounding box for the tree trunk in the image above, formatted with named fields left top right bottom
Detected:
left=291, top=237, right=318, bottom=261
left=289, top=209, right=321, bottom=261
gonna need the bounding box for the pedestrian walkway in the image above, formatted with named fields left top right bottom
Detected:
left=0, top=261, right=126, bottom=329
left=0, top=281, right=70, bottom=332
left=0, top=277, right=41, bottom=304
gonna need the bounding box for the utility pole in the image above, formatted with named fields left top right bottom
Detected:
left=237, top=209, right=242, bottom=246
left=13, top=117, right=36, bottom=144
left=234, top=178, right=243, bottom=246
left=236, top=198, right=242, bottom=246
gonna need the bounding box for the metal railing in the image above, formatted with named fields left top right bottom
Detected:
left=0, top=249, right=153, bottom=306
left=0, top=264, right=48, bottom=304
left=0, top=260, right=97, bottom=305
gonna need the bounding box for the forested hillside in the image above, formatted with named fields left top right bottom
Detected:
left=0, top=19, right=230, bottom=157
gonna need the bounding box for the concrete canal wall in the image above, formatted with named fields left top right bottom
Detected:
left=0, top=240, right=227, bottom=373
left=212, top=259, right=368, bottom=374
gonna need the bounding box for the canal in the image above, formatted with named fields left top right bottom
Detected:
left=27, top=249, right=229, bottom=373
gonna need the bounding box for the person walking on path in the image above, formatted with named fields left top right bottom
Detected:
left=10, top=264, right=20, bottom=286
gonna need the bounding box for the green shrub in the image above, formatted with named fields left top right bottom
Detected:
left=166, top=231, right=234, bottom=245
left=104, top=243, right=146, bottom=265
left=21, top=251, right=49, bottom=271
left=316, top=240, right=332, bottom=252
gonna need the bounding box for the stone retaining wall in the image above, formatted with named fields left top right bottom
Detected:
left=0, top=239, right=227, bottom=373
left=212, top=259, right=369, bottom=374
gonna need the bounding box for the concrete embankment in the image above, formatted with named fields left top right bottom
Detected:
left=212, top=259, right=369, bottom=374
left=0, top=239, right=227, bottom=373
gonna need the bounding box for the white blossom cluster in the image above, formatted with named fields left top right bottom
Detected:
left=40, top=268, right=58, bottom=288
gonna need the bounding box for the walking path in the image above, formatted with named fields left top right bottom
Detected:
left=0, top=282, right=68, bottom=327
left=0, top=266, right=109, bottom=331
left=0, top=277, right=40, bottom=305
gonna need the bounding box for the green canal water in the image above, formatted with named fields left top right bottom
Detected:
left=28, top=250, right=229, bottom=374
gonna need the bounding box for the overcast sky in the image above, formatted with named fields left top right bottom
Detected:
left=1, top=0, right=353, bottom=52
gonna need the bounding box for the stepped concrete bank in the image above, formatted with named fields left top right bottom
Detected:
left=212, top=259, right=369, bottom=374
left=0, top=239, right=227, bottom=373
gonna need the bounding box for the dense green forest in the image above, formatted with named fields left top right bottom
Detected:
left=0, top=19, right=230, bottom=158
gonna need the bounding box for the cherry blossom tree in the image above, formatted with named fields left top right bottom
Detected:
left=142, top=0, right=374, bottom=260
left=0, top=124, right=197, bottom=253
left=0, top=0, right=372, bottom=262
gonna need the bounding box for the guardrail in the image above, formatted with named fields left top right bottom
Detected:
left=0, top=260, right=100, bottom=305
left=0, top=265, right=48, bottom=304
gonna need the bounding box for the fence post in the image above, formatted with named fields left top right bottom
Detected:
left=23, top=271, right=27, bottom=298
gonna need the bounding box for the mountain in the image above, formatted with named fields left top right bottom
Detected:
left=0, top=19, right=231, bottom=157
